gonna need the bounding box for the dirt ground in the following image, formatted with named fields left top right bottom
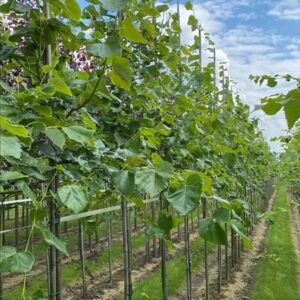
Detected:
left=214, top=191, right=277, bottom=300
left=289, top=193, right=300, bottom=290
left=64, top=221, right=199, bottom=300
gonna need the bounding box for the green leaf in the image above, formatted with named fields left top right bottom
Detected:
left=81, top=110, right=97, bottom=130
left=212, top=207, right=230, bottom=223
left=0, top=45, right=15, bottom=60
left=113, top=170, right=135, bottom=195
left=40, top=228, right=68, bottom=256
left=0, top=135, right=22, bottom=158
left=99, top=0, right=129, bottom=11
left=62, top=126, right=94, bottom=146
left=0, top=0, right=30, bottom=13
left=58, top=184, right=88, bottom=214
left=144, top=227, right=164, bottom=238
left=158, top=212, right=173, bottom=235
left=231, top=220, right=251, bottom=249
left=45, top=128, right=66, bottom=150
left=198, top=218, right=227, bottom=245
left=86, top=37, right=120, bottom=57
left=10, top=252, right=35, bottom=273
left=129, top=196, right=145, bottom=209
left=32, top=105, right=53, bottom=117
left=167, top=174, right=202, bottom=215
left=135, top=162, right=173, bottom=197
left=283, top=98, right=300, bottom=129
left=188, top=15, right=198, bottom=31
left=120, top=18, right=147, bottom=43
left=163, top=237, right=175, bottom=251
left=16, top=181, right=36, bottom=200
left=262, top=102, right=282, bottom=115
left=109, top=57, right=132, bottom=91
left=65, top=0, right=81, bottom=22
left=267, top=77, right=277, bottom=87
left=0, top=116, right=29, bottom=137
left=0, top=171, right=28, bottom=181
left=198, top=173, right=213, bottom=194
left=140, top=127, right=161, bottom=149
left=185, top=1, right=193, bottom=10
left=49, top=78, right=72, bottom=96
left=208, top=195, right=231, bottom=209
left=175, top=95, right=194, bottom=114
left=0, top=246, right=16, bottom=261
left=0, top=251, right=35, bottom=273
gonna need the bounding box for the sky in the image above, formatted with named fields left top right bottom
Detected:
left=171, top=0, right=300, bottom=152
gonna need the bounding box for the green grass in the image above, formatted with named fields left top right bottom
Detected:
left=251, top=185, right=300, bottom=300
left=129, top=237, right=214, bottom=300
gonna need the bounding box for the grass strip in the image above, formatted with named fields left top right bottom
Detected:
left=250, top=185, right=300, bottom=300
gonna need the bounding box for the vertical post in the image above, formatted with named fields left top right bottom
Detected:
left=145, top=203, right=150, bottom=262
left=198, top=27, right=202, bottom=72
left=22, top=204, right=25, bottom=227
left=95, top=215, right=99, bottom=244
left=79, top=221, right=87, bottom=299
left=176, top=0, right=182, bottom=86
left=107, top=211, right=113, bottom=283
left=121, top=196, right=132, bottom=300
left=44, top=0, right=61, bottom=297
left=184, top=215, right=192, bottom=300
left=177, top=213, right=181, bottom=240
left=151, top=201, right=157, bottom=257
left=15, top=196, right=19, bottom=249
left=0, top=194, right=4, bottom=300
left=26, top=207, right=32, bottom=251
left=225, top=223, right=229, bottom=280
left=64, top=221, right=67, bottom=233
left=213, top=46, right=217, bottom=102
left=202, top=197, right=209, bottom=300
left=133, top=207, right=137, bottom=231
left=54, top=176, right=61, bottom=300
left=191, top=211, right=194, bottom=231
left=88, top=234, right=92, bottom=249
left=231, top=227, right=235, bottom=268
left=48, top=197, right=56, bottom=300
left=217, top=202, right=222, bottom=294
left=159, top=193, right=168, bottom=300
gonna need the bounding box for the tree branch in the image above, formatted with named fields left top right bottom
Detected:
left=66, top=59, right=107, bottom=118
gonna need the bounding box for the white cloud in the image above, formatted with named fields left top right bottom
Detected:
left=268, top=0, right=300, bottom=20
left=236, top=12, right=258, bottom=20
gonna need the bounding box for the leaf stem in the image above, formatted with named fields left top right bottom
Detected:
left=66, top=59, right=107, bottom=118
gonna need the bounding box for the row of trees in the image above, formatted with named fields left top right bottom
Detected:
left=0, top=0, right=276, bottom=299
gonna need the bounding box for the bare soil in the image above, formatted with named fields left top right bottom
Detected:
left=3, top=225, right=144, bottom=289
left=64, top=222, right=199, bottom=300
left=288, top=193, right=300, bottom=289
left=213, top=190, right=277, bottom=300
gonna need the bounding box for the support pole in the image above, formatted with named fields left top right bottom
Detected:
left=184, top=215, right=192, bottom=300
left=79, top=221, right=87, bottom=299
left=202, top=197, right=209, bottom=300
left=160, top=193, right=168, bottom=300
left=121, top=196, right=132, bottom=300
